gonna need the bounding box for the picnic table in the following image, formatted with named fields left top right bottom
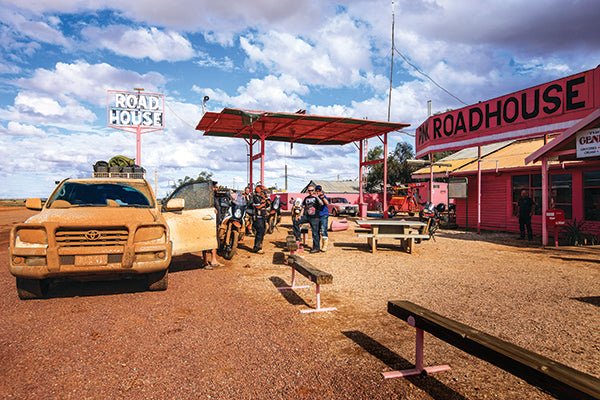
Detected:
left=355, top=219, right=429, bottom=254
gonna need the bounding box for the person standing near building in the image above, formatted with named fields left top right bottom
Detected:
left=252, top=185, right=268, bottom=254
left=315, top=185, right=330, bottom=252
left=517, top=189, right=534, bottom=241
left=293, top=185, right=324, bottom=253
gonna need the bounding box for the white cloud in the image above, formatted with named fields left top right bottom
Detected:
left=14, top=61, right=166, bottom=106
left=195, top=51, right=234, bottom=71
left=0, top=8, right=70, bottom=47
left=82, top=26, right=196, bottom=62
left=1, top=121, right=46, bottom=137
left=193, top=74, right=308, bottom=111
left=240, top=14, right=373, bottom=88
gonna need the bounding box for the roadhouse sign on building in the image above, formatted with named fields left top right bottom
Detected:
left=416, top=66, right=600, bottom=157
left=108, top=90, right=164, bottom=129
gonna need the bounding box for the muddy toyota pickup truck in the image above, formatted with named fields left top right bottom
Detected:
left=9, top=177, right=217, bottom=299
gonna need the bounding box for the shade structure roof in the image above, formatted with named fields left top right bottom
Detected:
left=196, top=108, right=410, bottom=145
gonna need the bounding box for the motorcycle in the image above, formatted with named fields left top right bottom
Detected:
left=217, top=193, right=247, bottom=260
left=266, top=195, right=282, bottom=234
left=419, top=202, right=446, bottom=241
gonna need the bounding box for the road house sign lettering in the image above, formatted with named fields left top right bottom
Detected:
left=415, top=67, right=600, bottom=157
left=576, top=128, right=600, bottom=158
left=108, top=91, right=164, bottom=129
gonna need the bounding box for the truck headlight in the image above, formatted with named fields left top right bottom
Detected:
left=134, top=226, right=166, bottom=243
left=15, top=227, right=47, bottom=248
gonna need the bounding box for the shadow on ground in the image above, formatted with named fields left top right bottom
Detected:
left=45, top=277, right=149, bottom=299
left=269, top=276, right=310, bottom=308
left=571, top=296, right=600, bottom=307
left=343, top=330, right=467, bottom=400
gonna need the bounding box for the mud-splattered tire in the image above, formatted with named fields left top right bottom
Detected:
left=147, top=270, right=168, bottom=291
left=16, top=278, right=48, bottom=300
left=223, top=232, right=239, bottom=260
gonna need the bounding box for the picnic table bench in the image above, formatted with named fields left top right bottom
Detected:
left=277, top=254, right=336, bottom=314
left=384, top=300, right=600, bottom=400
left=355, top=219, right=429, bottom=253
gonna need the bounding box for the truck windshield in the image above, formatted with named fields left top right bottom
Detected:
left=47, top=182, right=153, bottom=208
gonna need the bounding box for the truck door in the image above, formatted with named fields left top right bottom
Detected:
left=162, top=182, right=217, bottom=256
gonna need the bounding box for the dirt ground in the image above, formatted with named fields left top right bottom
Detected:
left=0, top=207, right=598, bottom=400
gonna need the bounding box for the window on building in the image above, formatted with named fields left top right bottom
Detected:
left=583, top=171, right=600, bottom=221
left=550, top=174, right=572, bottom=219
left=512, top=174, right=542, bottom=216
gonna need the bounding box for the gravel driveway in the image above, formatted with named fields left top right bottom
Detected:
left=1, top=208, right=598, bottom=399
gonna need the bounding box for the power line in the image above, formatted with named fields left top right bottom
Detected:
left=394, top=48, right=468, bottom=106
left=164, top=100, right=199, bottom=130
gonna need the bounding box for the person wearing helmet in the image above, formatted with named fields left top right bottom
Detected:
left=252, top=185, right=268, bottom=253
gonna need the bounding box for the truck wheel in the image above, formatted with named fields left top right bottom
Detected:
left=16, top=278, right=48, bottom=300
left=387, top=206, right=397, bottom=218
left=147, top=270, right=168, bottom=291
left=408, top=212, right=415, bottom=217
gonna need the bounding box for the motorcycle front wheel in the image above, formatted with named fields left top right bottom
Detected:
left=222, top=228, right=239, bottom=260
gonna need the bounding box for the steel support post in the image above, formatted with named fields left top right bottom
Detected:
left=260, top=135, right=265, bottom=186
left=136, top=125, right=142, bottom=165
left=382, top=316, right=451, bottom=378
left=542, top=157, right=548, bottom=246
left=359, top=139, right=365, bottom=218
left=429, top=154, right=434, bottom=203
left=477, top=146, right=482, bottom=234
left=383, top=133, right=388, bottom=218
left=248, top=134, right=254, bottom=188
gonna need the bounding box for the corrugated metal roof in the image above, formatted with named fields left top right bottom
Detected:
left=197, top=108, right=410, bottom=145
left=453, top=138, right=546, bottom=173
left=412, top=140, right=513, bottom=177
left=301, top=180, right=359, bottom=193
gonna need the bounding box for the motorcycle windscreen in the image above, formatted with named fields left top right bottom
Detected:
left=163, top=207, right=218, bottom=256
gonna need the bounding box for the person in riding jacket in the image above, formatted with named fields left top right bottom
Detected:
left=252, top=185, right=268, bottom=254
left=293, top=185, right=324, bottom=253
left=315, top=185, right=330, bottom=252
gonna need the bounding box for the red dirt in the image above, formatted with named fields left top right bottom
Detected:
left=1, top=208, right=598, bottom=399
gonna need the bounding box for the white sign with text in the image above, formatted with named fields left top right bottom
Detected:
left=108, top=91, right=164, bottom=129
left=576, top=127, right=600, bottom=158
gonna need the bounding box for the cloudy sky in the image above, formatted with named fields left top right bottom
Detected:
left=1, top=0, right=599, bottom=198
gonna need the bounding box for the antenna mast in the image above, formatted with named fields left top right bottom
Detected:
left=387, top=0, right=395, bottom=122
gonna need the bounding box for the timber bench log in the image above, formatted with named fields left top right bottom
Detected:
left=385, top=300, right=600, bottom=400
left=277, top=254, right=336, bottom=314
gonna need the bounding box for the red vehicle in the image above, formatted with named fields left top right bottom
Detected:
left=387, top=183, right=424, bottom=217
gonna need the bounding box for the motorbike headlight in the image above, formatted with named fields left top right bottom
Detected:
left=234, top=208, right=242, bottom=219
left=134, top=226, right=166, bottom=243
left=15, top=227, right=47, bottom=248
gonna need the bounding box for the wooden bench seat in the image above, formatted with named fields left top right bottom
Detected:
left=384, top=300, right=600, bottom=400
left=277, top=255, right=336, bottom=314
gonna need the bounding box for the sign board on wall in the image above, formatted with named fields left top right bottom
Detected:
left=576, top=127, right=600, bottom=158
left=415, top=66, right=600, bottom=157
left=448, top=177, right=468, bottom=199
left=107, top=90, right=165, bottom=129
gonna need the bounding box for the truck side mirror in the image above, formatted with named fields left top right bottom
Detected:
left=165, top=198, right=185, bottom=211
left=25, top=198, right=43, bottom=211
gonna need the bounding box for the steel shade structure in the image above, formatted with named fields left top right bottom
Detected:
left=196, top=108, right=410, bottom=217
